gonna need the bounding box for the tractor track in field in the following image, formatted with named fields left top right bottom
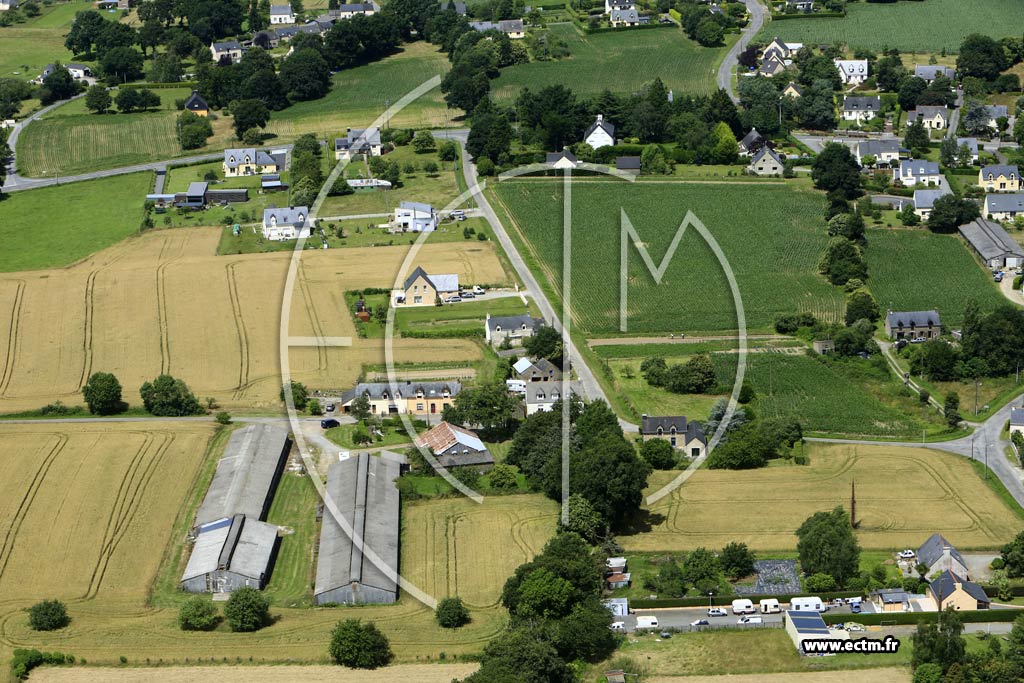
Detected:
left=0, top=280, right=25, bottom=397
left=77, top=270, right=99, bottom=389
left=297, top=261, right=329, bottom=372
left=226, top=261, right=252, bottom=398
left=0, top=433, right=68, bottom=583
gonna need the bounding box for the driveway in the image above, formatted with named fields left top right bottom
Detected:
left=716, top=0, right=769, bottom=103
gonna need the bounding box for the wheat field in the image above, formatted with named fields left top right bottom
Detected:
left=0, top=227, right=508, bottom=413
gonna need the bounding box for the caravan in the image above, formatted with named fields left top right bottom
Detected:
left=731, top=599, right=756, bottom=615
left=791, top=596, right=828, bottom=612
left=636, top=616, right=659, bottom=630
left=759, top=598, right=781, bottom=614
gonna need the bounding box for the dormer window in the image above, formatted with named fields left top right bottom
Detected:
left=382, top=392, right=389, bottom=399
left=657, top=427, right=663, bottom=435
left=670, top=426, right=677, bottom=434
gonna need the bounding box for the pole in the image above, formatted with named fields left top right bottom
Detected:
left=975, top=377, right=980, bottom=416
left=985, top=443, right=988, bottom=480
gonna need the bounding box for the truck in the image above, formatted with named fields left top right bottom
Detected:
left=759, top=598, right=781, bottom=614
left=791, top=596, right=827, bottom=612
left=636, top=616, right=659, bottom=630
left=731, top=598, right=755, bottom=615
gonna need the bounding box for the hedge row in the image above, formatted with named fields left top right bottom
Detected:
left=121, top=81, right=198, bottom=90
left=822, top=609, right=1022, bottom=627
left=584, top=21, right=675, bottom=35
left=771, top=11, right=845, bottom=20
left=980, top=583, right=1024, bottom=598
left=631, top=591, right=864, bottom=609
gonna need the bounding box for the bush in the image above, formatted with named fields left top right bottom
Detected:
left=28, top=600, right=69, bottom=631
left=639, top=439, right=676, bottom=469
left=11, top=649, right=44, bottom=680
left=435, top=597, right=470, bottom=628
left=82, top=371, right=127, bottom=415
left=139, top=374, right=203, bottom=416
left=215, top=411, right=232, bottom=424
left=223, top=587, right=270, bottom=632
left=487, top=463, right=519, bottom=491
left=991, top=557, right=1006, bottom=570
left=328, top=619, right=394, bottom=669
left=178, top=596, right=219, bottom=631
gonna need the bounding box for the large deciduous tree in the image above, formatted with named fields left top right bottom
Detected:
left=795, top=506, right=860, bottom=587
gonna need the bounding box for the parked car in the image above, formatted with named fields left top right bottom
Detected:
left=894, top=339, right=908, bottom=350
left=994, top=272, right=1004, bottom=283
left=738, top=616, right=763, bottom=624
left=846, top=623, right=866, bottom=631
left=445, top=295, right=462, bottom=303
left=707, top=607, right=728, bottom=617
left=910, top=337, right=927, bottom=343
left=851, top=602, right=862, bottom=614
left=320, top=418, right=340, bottom=429
left=897, top=549, right=916, bottom=559
left=324, top=403, right=335, bottom=412
left=690, top=619, right=709, bottom=627
left=610, top=622, right=625, bottom=632
left=460, top=291, right=476, bottom=299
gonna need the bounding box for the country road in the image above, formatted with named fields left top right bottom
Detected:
left=716, top=0, right=769, bottom=103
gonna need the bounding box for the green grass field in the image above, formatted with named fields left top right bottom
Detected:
left=0, top=1, right=115, bottom=78
left=757, top=0, right=1024, bottom=52
left=491, top=24, right=729, bottom=101
left=262, top=472, right=317, bottom=607
left=0, top=173, right=150, bottom=272
left=491, top=180, right=842, bottom=334
left=863, top=228, right=1008, bottom=328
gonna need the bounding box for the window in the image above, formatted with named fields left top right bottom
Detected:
left=416, top=403, right=424, bottom=411
left=670, top=436, right=676, bottom=446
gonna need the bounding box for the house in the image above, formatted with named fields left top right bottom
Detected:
left=222, top=148, right=285, bottom=177
left=898, top=159, right=941, bottom=187
left=525, top=380, right=575, bottom=415
left=869, top=588, right=909, bottom=612
left=749, top=147, right=784, bottom=176
left=603, top=597, right=629, bottom=617
left=983, top=104, right=1009, bottom=131
left=834, top=59, right=868, bottom=85
left=584, top=114, right=615, bottom=149
left=393, top=201, right=438, bottom=232
left=928, top=570, right=990, bottom=611
left=182, top=90, right=209, bottom=116
left=917, top=533, right=970, bottom=578
left=609, top=7, right=640, bottom=26
left=812, top=339, right=835, bottom=354
left=468, top=19, right=525, bottom=38
left=907, top=105, right=949, bottom=130
left=194, top=424, right=292, bottom=529
left=757, top=55, right=787, bottom=78
left=441, top=0, right=468, bottom=15
left=884, top=310, right=941, bottom=340
left=615, top=156, right=641, bottom=174
left=269, top=3, right=295, bottom=23
left=841, top=96, right=880, bottom=123
left=640, top=415, right=706, bottom=457
left=606, top=556, right=627, bottom=574
left=181, top=515, right=279, bottom=593
left=761, top=37, right=799, bottom=63
left=340, top=380, right=462, bottom=417
left=546, top=149, right=578, bottom=169
left=604, top=0, right=633, bottom=12
left=1010, top=408, right=1024, bottom=438
left=414, top=421, right=494, bottom=470
left=33, top=63, right=92, bottom=84
left=606, top=571, right=631, bottom=590
left=855, top=139, right=900, bottom=167
left=513, top=357, right=562, bottom=382
left=913, top=188, right=951, bottom=219
left=984, top=193, right=1024, bottom=221
left=785, top=611, right=848, bottom=654
left=330, top=2, right=379, bottom=20
left=956, top=137, right=980, bottom=164
left=960, top=219, right=1024, bottom=269
left=782, top=81, right=803, bottom=98
left=334, top=127, right=382, bottom=159
left=0, top=0, right=18, bottom=10
left=978, top=165, right=1020, bottom=192
left=210, top=41, right=245, bottom=63
left=398, top=266, right=459, bottom=305
left=314, top=453, right=400, bottom=605
left=485, top=313, right=545, bottom=347
left=914, top=64, right=955, bottom=84
left=738, top=128, right=767, bottom=157
left=786, top=0, right=813, bottom=12
left=262, top=206, right=310, bottom=241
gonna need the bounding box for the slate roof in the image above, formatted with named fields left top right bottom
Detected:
left=758, top=58, right=786, bottom=77
left=783, top=81, right=803, bottom=96
left=900, top=159, right=940, bottom=176
left=182, top=514, right=278, bottom=583
left=835, top=59, right=868, bottom=77
left=335, top=127, right=381, bottom=152
left=930, top=570, right=989, bottom=605
left=414, top=422, right=494, bottom=467
left=468, top=19, right=524, bottom=33
left=212, top=40, right=244, bottom=51
left=980, top=164, right=1019, bottom=179
left=1011, top=407, right=1024, bottom=426
left=914, top=64, right=955, bottom=81
left=751, top=146, right=783, bottom=167
left=908, top=105, right=948, bottom=123
left=640, top=415, right=706, bottom=444
left=525, top=380, right=575, bottom=404
left=985, top=193, right=1024, bottom=214
left=183, top=90, right=209, bottom=111
left=615, top=156, right=641, bottom=170
left=487, top=314, right=545, bottom=333
left=585, top=115, right=615, bottom=140
left=959, top=219, right=1024, bottom=262
left=986, top=104, right=1009, bottom=120
left=870, top=588, right=908, bottom=604
left=857, top=139, right=900, bottom=159
left=340, top=380, right=461, bottom=405
left=843, top=96, right=880, bottom=113
left=402, top=265, right=458, bottom=292
left=739, top=128, right=766, bottom=152
left=546, top=149, right=578, bottom=165
left=913, top=188, right=950, bottom=211
left=224, top=148, right=283, bottom=169
left=263, top=205, right=309, bottom=228
left=610, top=7, right=638, bottom=22
left=270, top=3, right=292, bottom=14
left=917, top=533, right=966, bottom=570
left=886, top=310, right=941, bottom=330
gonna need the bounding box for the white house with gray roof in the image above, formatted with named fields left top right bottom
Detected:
left=958, top=218, right=1024, bottom=269
left=468, top=19, right=525, bottom=37
left=956, top=137, right=979, bottom=164
left=609, top=7, right=639, bottom=26
left=584, top=114, right=615, bottom=149
left=334, top=127, right=382, bottom=159
left=917, top=533, right=970, bottom=579
left=834, top=59, right=868, bottom=85
left=210, top=40, right=245, bottom=63
left=269, top=3, right=295, bottom=23
left=841, top=96, right=880, bottom=123
left=985, top=193, right=1024, bottom=222
left=749, top=147, right=784, bottom=176
left=393, top=201, right=437, bottom=232
left=898, top=159, right=941, bottom=187
left=1010, top=408, right=1024, bottom=438
left=855, top=139, right=900, bottom=167
left=884, top=310, right=941, bottom=340
left=912, top=188, right=950, bottom=219
left=525, top=380, right=580, bottom=415
left=223, top=148, right=286, bottom=177
left=983, top=104, right=1010, bottom=131
left=262, top=206, right=310, bottom=240
left=485, top=313, right=545, bottom=347
left=907, top=105, right=949, bottom=130
left=914, top=64, right=955, bottom=84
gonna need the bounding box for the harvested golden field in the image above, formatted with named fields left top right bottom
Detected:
left=0, top=227, right=510, bottom=413
left=647, top=671, right=910, bottom=683
left=402, top=495, right=559, bottom=609
left=620, top=443, right=1021, bottom=552
left=29, top=664, right=478, bottom=682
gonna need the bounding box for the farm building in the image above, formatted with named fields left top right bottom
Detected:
left=334, top=127, right=382, bottom=159
left=907, top=106, right=949, bottom=130
left=640, top=415, right=706, bottom=457
left=584, top=114, right=616, bottom=149
left=958, top=218, right=1024, bottom=269
left=1011, top=408, right=1024, bottom=438
left=917, top=533, right=970, bottom=578
left=194, top=424, right=292, bottom=528
left=397, top=265, right=459, bottom=305
left=485, top=313, right=545, bottom=347
left=870, top=588, right=910, bottom=612
left=854, top=139, right=900, bottom=167
left=841, top=96, right=880, bottom=123
left=393, top=201, right=438, bottom=232
left=262, top=206, right=310, bottom=241
left=784, top=611, right=847, bottom=654
left=884, top=310, right=941, bottom=341
left=314, top=453, right=401, bottom=605
left=414, top=421, right=494, bottom=470
left=339, top=380, right=461, bottom=417
left=146, top=182, right=249, bottom=210
left=978, top=165, right=1020, bottom=193
left=928, top=570, right=990, bottom=611
left=181, top=514, right=279, bottom=593
left=615, top=156, right=641, bottom=174
left=984, top=193, right=1024, bottom=222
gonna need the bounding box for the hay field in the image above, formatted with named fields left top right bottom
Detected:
left=646, top=672, right=910, bottom=683
left=620, top=442, right=1021, bottom=552
left=0, top=227, right=510, bottom=413
left=29, top=664, right=478, bottom=682
left=402, top=495, right=559, bottom=608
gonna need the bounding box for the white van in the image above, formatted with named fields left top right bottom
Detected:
left=791, top=596, right=827, bottom=612
left=738, top=616, right=763, bottom=624
left=731, top=598, right=755, bottom=615
left=759, top=598, right=780, bottom=614
left=634, top=614, right=659, bottom=630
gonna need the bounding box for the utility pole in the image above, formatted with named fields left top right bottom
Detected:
left=850, top=480, right=856, bottom=528
left=985, top=442, right=989, bottom=480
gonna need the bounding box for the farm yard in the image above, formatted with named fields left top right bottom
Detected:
left=491, top=180, right=842, bottom=335
left=863, top=228, right=1008, bottom=328
left=29, top=664, right=479, bottom=682
left=621, top=442, right=1022, bottom=552
left=0, top=226, right=510, bottom=413
left=756, top=0, right=1024, bottom=52
left=491, top=24, right=729, bottom=101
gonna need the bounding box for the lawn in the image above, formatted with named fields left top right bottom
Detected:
left=0, top=0, right=114, bottom=79
left=621, top=441, right=1022, bottom=552
left=756, top=0, right=1024, bottom=52
left=491, top=180, right=843, bottom=334
left=262, top=471, right=318, bottom=608
left=491, top=23, right=730, bottom=101
left=266, top=41, right=455, bottom=138
left=158, top=159, right=293, bottom=229
left=0, top=172, right=150, bottom=271
left=324, top=422, right=414, bottom=449
left=863, top=228, right=1009, bottom=328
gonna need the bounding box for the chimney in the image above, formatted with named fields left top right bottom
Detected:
left=596, top=114, right=603, bottom=122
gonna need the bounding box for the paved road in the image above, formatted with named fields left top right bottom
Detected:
left=716, top=0, right=769, bottom=103
left=3, top=150, right=225, bottom=192
left=0, top=415, right=324, bottom=425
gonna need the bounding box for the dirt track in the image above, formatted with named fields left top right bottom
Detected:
left=29, top=664, right=477, bottom=683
